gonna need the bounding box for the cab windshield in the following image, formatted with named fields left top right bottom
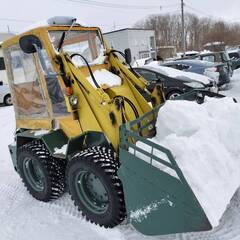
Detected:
left=49, top=30, right=106, bottom=66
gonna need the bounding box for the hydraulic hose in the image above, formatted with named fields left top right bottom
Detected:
left=70, top=53, right=100, bottom=88
left=113, top=95, right=140, bottom=127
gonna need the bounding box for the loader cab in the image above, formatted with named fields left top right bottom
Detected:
left=2, top=21, right=107, bottom=130
left=3, top=32, right=69, bottom=125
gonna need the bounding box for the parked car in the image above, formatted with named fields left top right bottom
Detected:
left=133, top=65, right=216, bottom=100
left=0, top=43, right=9, bottom=84
left=177, top=50, right=199, bottom=58
left=161, top=59, right=230, bottom=87
left=191, top=51, right=233, bottom=77
left=133, top=57, right=154, bottom=67
left=227, top=49, right=240, bottom=70
left=0, top=81, right=12, bottom=106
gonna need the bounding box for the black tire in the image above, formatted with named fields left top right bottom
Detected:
left=66, top=146, right=126, bottom=228
left=4, top=94, right=12, bottom=106
left=17, top=140, right=66, bottom=202
left=167, top=90, right=183, bottom=100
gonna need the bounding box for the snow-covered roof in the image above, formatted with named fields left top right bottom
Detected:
left=227, top=49, right=240, bottom=54
left=146, top=61, right=211, bottom=84
left=132, top=57, right=153, bottom=67
left=200, top=50, right=212, bottom=54
left=204, top=41, right=225, bottom=47
left=185, top=50, right=199, bottom=55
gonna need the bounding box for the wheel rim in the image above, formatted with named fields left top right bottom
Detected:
left=169, top=92, right=181, bottom=100
left=23, top=157, right=45, bottom=192
left=5, top=96, right=12, bottom=105
left=75, top=170, right=109, bottom=215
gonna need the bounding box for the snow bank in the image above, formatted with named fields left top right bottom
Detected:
left=0, top=106, right=15, bottom=171
left=149, top=97, right=240, bottom=227
left=146, top=62, right=211, bottom=85
left=221, top=68, right=240, bottom=101
left=54, top=144, right=67, bottom=155
left=87, top=69, right=122, bottom=88
left=33, top=129, right=50, bottom=136
left=54, top=144, right=68, bottom=155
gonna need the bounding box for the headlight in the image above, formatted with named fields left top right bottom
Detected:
left=184, top=82, right=205, bottom=89
left=69, top=95, right=78, bottom=107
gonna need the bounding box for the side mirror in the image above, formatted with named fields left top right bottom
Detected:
left=0, top=81, right=3, bottom=86
left=124, top=48, right=132, bottom=65
left=19, top=35, right=42, bottom=54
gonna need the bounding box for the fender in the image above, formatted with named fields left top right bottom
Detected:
left=9, top=129, right=112, bottom=171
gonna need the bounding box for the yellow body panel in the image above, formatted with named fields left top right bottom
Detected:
left=57, top=117, right=82, bottom=138
left=16, top=119, right=52, bottom=130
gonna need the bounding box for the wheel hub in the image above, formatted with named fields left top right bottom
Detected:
left=169, top=92, right=181, bottom=100
left=23, top=157, right=45, bottom=192
left=75, top=170, right=109, bottom=214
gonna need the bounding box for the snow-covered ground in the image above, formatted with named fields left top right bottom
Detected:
left=1, top=70, right=240, bottom=240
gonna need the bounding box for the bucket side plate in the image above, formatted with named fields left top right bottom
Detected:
left=118, top=148, right=212, bottom=236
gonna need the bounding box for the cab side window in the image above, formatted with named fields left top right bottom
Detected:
left=39, top=49, right=68, bottom=116
left=0, top=57, right=5, bottom=70
left=4, top=44, right=48, bottom=118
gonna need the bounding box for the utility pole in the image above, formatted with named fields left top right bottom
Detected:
left=7, top=25, right=10, bottom=33
left=181, top=0, right=186, bottom=56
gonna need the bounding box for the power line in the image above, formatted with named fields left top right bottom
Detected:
left=185, top=4, right=240, bottom=23
left=184, top=4, right=219, bottom=19
left=66, top=0, right=178, bottom=10
left=0, top=18, right=34, bottom=23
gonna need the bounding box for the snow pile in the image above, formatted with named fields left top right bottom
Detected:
left=33, top=129, right=50, bottom=136
left=146, top=62, right=212, bottom=85
left=54, top=144, right=67, bottom=155
left=204, top=67, right=220, bottom=83
left=149, top=97, right=240, bottom=227
left=87, top=69, right=122, bottom=88
left=222, top=68, right=240, bottom=101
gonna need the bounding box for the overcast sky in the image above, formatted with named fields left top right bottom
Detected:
left=1, top=0, right=240, bottom=33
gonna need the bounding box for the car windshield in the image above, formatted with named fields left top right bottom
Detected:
left=49, top=30, right=105, bottom=66
left=222, top=52, right=230, bottom=62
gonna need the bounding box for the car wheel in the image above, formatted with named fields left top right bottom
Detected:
left=167, top=91, right=183, bottom=100
left=4, top=94, right=12, bottom=106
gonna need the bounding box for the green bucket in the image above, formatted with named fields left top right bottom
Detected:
left=118, top=107, right=212, bottom=236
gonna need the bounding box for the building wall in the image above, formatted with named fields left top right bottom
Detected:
left=127, top=29, right=156, bottom=61
left=104, top=30, right=130, bottom=53
left=157, top=46, right=177, bottom=59
left=103, top=29, right=156, bottom=63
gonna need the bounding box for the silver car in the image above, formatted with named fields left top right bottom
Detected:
left=0, top=82, right=12, bottom=106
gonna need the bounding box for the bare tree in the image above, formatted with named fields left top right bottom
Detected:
left=135, top=13, right=240, bottom=51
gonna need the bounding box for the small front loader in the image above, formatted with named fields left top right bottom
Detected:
left=3, top=17, right=212, bottom=236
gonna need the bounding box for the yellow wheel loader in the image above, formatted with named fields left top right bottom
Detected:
left=3, top=17, right=214, bottom=236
